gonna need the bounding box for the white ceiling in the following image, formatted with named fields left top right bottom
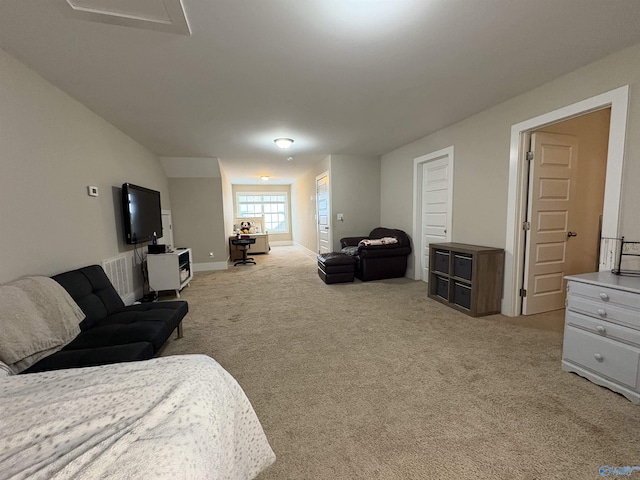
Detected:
left=2, top=0, right=640, bottom=184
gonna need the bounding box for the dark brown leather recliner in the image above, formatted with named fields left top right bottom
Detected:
left=340, top=227, right=412, bottom=282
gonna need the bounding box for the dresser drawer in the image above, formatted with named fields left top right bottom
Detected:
left=563, top=325, right=640, bottom=389
left=569, top=281, right=640, bottom=310
left=565, top=310, right=640, bottom=346
left=567, top=295, right=640, bottom=330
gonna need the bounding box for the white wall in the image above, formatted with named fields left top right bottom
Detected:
left=291, top=154, right=381, bottom=253
left=220, top=166, right=235, bottom=260
left=381, top=43, right=640, bottom=252
left=329, top=154, right=381, bottom=251
left=168, top=177, right=227, bottom=268
left=0, top=48, right=169, bottom=290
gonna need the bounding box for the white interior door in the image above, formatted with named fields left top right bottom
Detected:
left=522, top=132, right=578, bottom=314
left=420, top=158, right=452, bottom=281
left=316, top=172, right=331, bottom=254
left=160, top=210, right=174, bottom=248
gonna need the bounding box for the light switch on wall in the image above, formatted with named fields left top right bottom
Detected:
left=87, top=186, right=99, bottom=197
left=337, top=213, right=344, bottom=221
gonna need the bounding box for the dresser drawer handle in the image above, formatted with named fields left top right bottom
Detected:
left=594, top=353, right=603, bottom=362
left=599, top=292, right=609, bottom=301
left=597, top=308, right=607, bottom=317
left=596, top=325, right=606, bottom=334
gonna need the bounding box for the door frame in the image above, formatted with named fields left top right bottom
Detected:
left=316, top=170, right=331, bottom=254
left=503, top=85, right=629, bottom=316
left=412, top=146, right=454, bottom=280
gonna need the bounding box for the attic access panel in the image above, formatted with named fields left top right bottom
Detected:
left=59, top=0, right=191, bottom=35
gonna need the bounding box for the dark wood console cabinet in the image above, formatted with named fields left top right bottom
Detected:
left=428, top=242, right=504, bottom=317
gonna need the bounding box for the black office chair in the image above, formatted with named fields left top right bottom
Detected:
left=231, top=237, right=257, bottom=266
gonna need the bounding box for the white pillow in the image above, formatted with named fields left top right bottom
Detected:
left=0, top=360, right=15, bottom=377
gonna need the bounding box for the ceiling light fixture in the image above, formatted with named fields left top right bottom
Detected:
left=261, top=176, right=270, bottom=181
left=274, top=138, right=294, bottom=149
left=287, top=156, right=294, bottom=162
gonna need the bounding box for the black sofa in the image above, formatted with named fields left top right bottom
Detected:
left=23, top=265, right=187, bottom=374
left=340, top=227, right=412, bottom=281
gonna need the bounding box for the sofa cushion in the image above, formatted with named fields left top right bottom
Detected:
left=358, top=245, right=412, bottom=259
left=108, top=301, right=187, bottom=334
left=66, top=301, right=188, bottom=351
left=341, top=246, right=359, bottom=256
left=52, top=265, right=125, bottom=330
left=64, top=322, right=169, bottom=352
left=22, top=342, right=153, bottom=374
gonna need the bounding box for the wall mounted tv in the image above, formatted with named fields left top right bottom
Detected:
left=122, top=183, right=163, bottom=245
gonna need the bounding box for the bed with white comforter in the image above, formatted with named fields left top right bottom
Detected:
left=0, top=355, right=275, bottom=479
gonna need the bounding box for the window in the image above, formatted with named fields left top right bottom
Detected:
left=236, top=193, right=289, bottom=233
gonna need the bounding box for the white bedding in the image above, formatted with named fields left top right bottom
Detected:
left=0, top=355, right=275, bottom=479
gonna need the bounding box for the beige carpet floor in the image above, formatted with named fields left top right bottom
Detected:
left=159, top=246, right=640, bottom=480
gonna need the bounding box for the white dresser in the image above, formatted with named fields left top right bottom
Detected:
left=562, top=272, right=640, bottom=404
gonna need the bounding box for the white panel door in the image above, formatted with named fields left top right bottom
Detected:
left=316, top=173, right=331, bottom=254
left=160, top=210, right=174, bottom=248
left=420, top=158, right=452, bottom=281
left=523, top=132, right=578, bottom=314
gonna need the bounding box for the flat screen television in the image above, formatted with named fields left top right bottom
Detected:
left=122, top=183, right=163, bottom=244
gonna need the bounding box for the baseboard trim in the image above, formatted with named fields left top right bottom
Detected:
left=294, top=242, right=318, bottom=257
left=193, top=261, right=228, bottom=272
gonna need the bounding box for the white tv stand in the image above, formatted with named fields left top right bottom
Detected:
left=147, top=248, right=193, bottom=297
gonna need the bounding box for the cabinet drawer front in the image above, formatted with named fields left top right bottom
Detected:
left=563, top=326, right=640, bottom=388
left=569, top=281, right=640, bottom=310
left=568, top=295, right=640, bottom=330
left=434, top=250, right=450, bottom=274
left=435, top=275, right=449, bottom=300
left=565, top=310, right=640, bottom=346
left=453, top=254, right=472, bottom=281
left=453, top=282, right=471, bottom=310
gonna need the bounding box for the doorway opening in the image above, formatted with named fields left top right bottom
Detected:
left=521, top=109, right=610, bottom=315
left=503, top=86, right=629, bottom=317
left=316, top=171, right=331, bottom=254
left=161, top=210, right=174, bottom=249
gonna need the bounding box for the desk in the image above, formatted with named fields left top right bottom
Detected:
left=231, top=237, right=256, bottom=266
left=229, top=233, right=269, bottom=261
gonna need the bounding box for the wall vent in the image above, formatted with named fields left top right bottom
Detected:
left=102, top=255, right=133, bottom=302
